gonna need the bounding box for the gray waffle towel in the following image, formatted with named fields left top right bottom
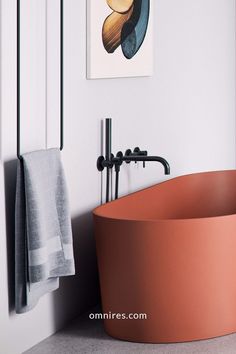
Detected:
left=15, top=148, right=75, bottom=314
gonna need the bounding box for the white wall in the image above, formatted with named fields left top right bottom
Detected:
left=0, top=0, right=235, bottom=353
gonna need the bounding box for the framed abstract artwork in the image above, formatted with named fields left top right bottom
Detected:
left=87, top=0, right=153, bottom=79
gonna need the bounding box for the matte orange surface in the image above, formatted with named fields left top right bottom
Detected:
left=93, top=170, right=236, bottom=343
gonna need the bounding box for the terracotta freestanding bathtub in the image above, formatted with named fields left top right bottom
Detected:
left=93, top=170, right=236, bottom=343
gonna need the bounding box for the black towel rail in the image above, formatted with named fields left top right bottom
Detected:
left=17, top=0, right=64, bottom=160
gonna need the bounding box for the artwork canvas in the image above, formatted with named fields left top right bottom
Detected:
left=87, top=0, right=153, bottom=79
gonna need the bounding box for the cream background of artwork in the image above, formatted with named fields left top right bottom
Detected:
left=87, top=0, right=153, bottom=79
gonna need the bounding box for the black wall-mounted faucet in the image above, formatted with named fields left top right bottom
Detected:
left=97, top=118, right=170, bottom=202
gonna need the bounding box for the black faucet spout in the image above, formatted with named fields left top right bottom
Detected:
left=121, top=155, right=170, bottom=175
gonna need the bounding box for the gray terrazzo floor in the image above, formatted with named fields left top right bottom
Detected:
left=24, top=311, right=236, bottom=354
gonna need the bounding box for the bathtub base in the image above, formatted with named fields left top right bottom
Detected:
left=104, top=327, right=236, bottom=344
left=104, top=320, right=236, bottom=344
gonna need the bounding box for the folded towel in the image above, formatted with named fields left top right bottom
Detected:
left=15, top=148, right=75, bottom=314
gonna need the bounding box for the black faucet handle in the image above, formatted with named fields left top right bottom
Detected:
left=97, top=156, right=105, bottom=171
left=116, top=151, right=123, bottom=158
left=116, top=151, right=123, bottom=165
left=125, top=149, right=132, bottom=164
left=133, top=147, right=147, bottom=166
left=133, top=148, right=139, bottom=163
left=133, top=147, right=148, bottom=156
left=139, top=150, right=148, bottom=156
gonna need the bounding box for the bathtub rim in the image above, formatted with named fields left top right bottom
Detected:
left=93, top=169, right=236, bottom=222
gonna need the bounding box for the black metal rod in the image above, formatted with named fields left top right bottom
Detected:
left=105, top=118, right=112, bottom=202
left=60, top=0, right=64, bottom=151
left=115, top=169, right=119, bottom=200
left=105, top=118, right=112, bottom=160
left=17, top=0, right=21, bottom=160
left=106, top=168, right=110, bottom=203
left=17, top=0, right=64, bottom=159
